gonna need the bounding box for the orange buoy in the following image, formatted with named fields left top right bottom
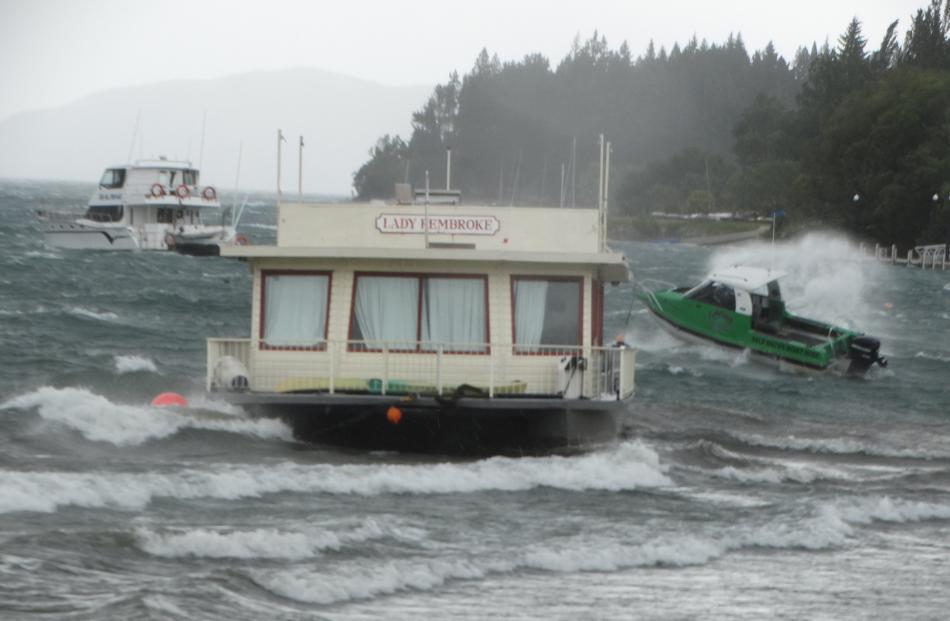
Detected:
left=151, top=392, right=188, bottom=408
left=386, top=405, right=403, bottom=425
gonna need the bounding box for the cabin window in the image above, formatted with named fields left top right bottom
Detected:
left=512, top=277, right=582, bottom=352
left=687, top=281, right=736, bottom=311
left=157, top=208, right=174, bottom=223
left=349, top=274, right=487, bottom=352
left=261, top=272, right=330, bottom=349
left=421, top=277, right=487, bottom=352
left=84, top=205, right=123, bottom=222
left=98, top=168, right=126, bottom=189
left=183, top=170, right=197, bottom=186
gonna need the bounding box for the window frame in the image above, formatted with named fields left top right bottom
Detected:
left=510, top=275, right=585, bottom=355
left=347, top=271, right=490, bottom=354
left=258, top=269, right=333, bottom=351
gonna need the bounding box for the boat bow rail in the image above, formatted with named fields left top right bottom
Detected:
left=207, top=338, right=636, bottom=401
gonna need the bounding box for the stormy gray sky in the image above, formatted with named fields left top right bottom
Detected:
left=0, top=0, right=924, bottom=121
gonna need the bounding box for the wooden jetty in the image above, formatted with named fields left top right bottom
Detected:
left=862, top=243, right=949, bottom=270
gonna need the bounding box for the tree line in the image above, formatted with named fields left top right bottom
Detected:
left=353, top=1, right=950, bottom=250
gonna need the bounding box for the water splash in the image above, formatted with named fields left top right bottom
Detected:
left=708, top=232, right=889, bottom=329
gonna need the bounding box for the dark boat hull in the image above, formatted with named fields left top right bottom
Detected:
left=226, top=392, right=628, bottom=455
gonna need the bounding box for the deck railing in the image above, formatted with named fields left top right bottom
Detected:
left=207, top=338, right=636, bottom=402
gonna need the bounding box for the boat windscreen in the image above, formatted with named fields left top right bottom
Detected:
left=687, top=281, right=736, bottom=311
left=98, top=168, right=126, bottom=189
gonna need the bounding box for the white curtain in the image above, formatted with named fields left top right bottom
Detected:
left=422, top=278, right=486, bottom=352
left=264, top=275, right=328, bottom=346
left=354, top=276, right=419, bottom=350
left=514, top=280, right=548, bottom=352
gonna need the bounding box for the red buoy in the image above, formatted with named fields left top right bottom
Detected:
left=151, top=392, right=188, bottom=408
left=386, top=406, right=403, bottom=425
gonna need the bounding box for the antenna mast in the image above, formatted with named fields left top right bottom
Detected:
left=198, top=109, right=207, bottom=170
left=127, top=109, right=141, bottom=163
left=298, top=135, right=304, bottom=198
left=276, top=129, right=285, bottom=206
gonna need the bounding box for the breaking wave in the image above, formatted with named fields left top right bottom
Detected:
left=0, top=386, right=291, bottom=446
left=0, top=441, right=670, bottom=514
left=830, top=496, right=950, bottom=524
left=252, top=507, right=857, bottom=606
left=731, top=431, right=950, bottom=460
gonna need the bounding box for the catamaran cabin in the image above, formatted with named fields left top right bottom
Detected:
left=207, top=200, right=635, bottom=453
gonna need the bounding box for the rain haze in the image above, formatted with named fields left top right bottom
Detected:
left=0, top=0, right=929, bottom=192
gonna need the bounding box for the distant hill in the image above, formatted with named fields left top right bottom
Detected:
left=0, top=67, right=430, bottom=194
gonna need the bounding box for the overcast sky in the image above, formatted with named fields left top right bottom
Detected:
left=0, top=0, right=925, bottom=121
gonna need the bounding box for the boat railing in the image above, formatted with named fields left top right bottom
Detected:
left=207, top=338, right=636, bottom=401
left=35, top=209, right=83, bottom=223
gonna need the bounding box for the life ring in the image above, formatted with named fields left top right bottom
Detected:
left=175, top=184, right=190, bottom=199
left=201, top=186, right=217, bottom=200
left=164, top=232, right=177, bottom=248
left=150, top=183, right=166, bottom=198
left=234, top=234, right=250, bottom=246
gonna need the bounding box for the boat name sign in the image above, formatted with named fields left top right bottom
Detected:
left=376, top=214, right=499, bottom=236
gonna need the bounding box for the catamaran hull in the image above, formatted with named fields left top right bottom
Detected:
left=41, top=224, right=138, bottom=250
left=224, top=392, right=628, bottom=455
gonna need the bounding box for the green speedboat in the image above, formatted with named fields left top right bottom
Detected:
left=642, top=266, right=887, bottom=374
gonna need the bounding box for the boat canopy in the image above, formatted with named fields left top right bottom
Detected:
left=706, top=266, right=785, bottom=292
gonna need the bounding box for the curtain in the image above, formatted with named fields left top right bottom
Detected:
left=263, top=275, right=328, bottom=346
left=354, top=276, right=419, bottom=350
left=514, top=280, right=548, bottom=352
left=422, top=278, right=486, bottom=352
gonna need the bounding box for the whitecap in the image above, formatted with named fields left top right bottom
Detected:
left=250, top=512, right=850, bottom=606
left=67, top=307, right=119, bottom=322
left=732, top=431, right=949, bottom=460
left=0, top=386, right=292, bottom=446
left=830, top=496, right=950, bottom=525
left=254, top=558, right=500, bottom=605
left=113, top=355, right=158, bottom=374
left=135, top=518, right=406, bottom=560
left=914, top=351, right=950, bottom=363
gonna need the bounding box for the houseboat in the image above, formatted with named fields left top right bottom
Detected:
left=37, top=158, right=244, bottom=254
left=643, top=266, right=887, bottom=374
left=206, top=198, right=635, bottom=454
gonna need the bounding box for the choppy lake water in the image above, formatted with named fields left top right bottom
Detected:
left=2, top=180, right=950, bottom=619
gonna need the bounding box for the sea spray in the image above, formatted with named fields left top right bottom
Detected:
left=708, top=232, right=889, bottom=330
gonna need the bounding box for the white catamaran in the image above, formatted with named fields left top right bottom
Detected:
left=37, top=158, right=246, bottom=255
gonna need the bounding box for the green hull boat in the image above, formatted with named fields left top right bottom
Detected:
left=642, top=266, right=887, bottom=374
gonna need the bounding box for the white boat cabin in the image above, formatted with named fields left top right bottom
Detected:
left=38, top=158, right=234, bottom=251
left=208, top=201, right=635, bottom=401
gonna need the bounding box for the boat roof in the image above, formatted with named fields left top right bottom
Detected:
left=108, top=159, right=195, bottom=171
left=222, top=245, right=631, bottom=283
left=222, top=201, right=629, bottom=281
left=706, top=266, right=786, bottom=291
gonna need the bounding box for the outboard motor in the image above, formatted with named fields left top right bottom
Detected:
left=212, top=356, right=250, bottom=392
left=847, top=336, right=887, bottom=374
